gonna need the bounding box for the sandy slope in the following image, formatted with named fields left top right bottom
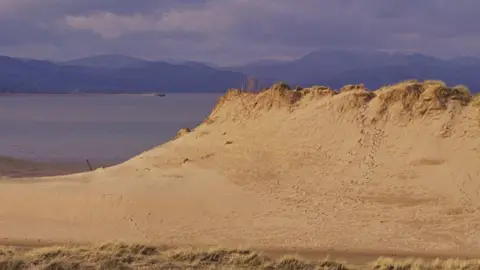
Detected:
left=1, top=81, right=480, bottom=255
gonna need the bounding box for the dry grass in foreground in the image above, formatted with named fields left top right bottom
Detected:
left=372, top=257, right=480, bottom=270
left=0, top=243, right=348, bottom=270
left=1, top=244, right=480, bottom=270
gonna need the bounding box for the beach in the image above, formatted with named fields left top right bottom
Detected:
left=1, top=81, right=480, bottom=269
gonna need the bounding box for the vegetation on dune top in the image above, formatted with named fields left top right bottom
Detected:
left=471, top=93, right=480, bottom=107
left=339, top=83, right=367, bottom=93
left=233, top=80, right=478, bottom=108
left=271, top=81, right=292, bottom=91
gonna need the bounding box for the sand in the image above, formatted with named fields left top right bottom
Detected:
left=1, top=80, right=480, bottom=259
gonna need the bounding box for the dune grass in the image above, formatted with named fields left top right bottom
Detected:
left=372, top=257, right=480, bottom=270
left=0, top=244, right=349, bottom=269
left=271, top=81, right=292, bottom=91
left=1, top=244, right=480, bottom=269
left=261, top=80, right=479, bottom=108
left=339, top=84, right=368, bottom=93
left=471, top=93, right=480, bottom=107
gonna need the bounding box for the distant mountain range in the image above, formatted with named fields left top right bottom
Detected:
left=1, top=50, right=480, bottom=93
left=62, top=54, right=150, bottom=68
left=0, top=55, right=246, bottom=93
left=227, top=49, right=480, bottom=92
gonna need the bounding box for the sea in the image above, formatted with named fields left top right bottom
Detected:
left=0, top=93, right=221, bottom=164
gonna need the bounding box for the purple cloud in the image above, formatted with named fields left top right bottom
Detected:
left=0, top=0, right=478, bottom=65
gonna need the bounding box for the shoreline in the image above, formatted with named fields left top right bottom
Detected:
left=0, top=92, right=224, bottom=96
left=0, top=92, right=167, bottom=97
left=0, top=155, right=117, bottom=178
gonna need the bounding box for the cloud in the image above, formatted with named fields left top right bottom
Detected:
left=1, top=0, right=480, bottom=65
left=65, top=12, right=156, bottom=38
left=0, top=0, right=35, bottom=14
left=63, top=1, right=238, bottom=38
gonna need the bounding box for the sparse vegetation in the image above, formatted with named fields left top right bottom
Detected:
left=311, top=85, right=332, bottom=91
left=294, top=85, right=303, bottom=91
left=434, top=84, right=472, bottom=105
left=375, top=80, right=479, bottom=111
left=424, top=79, right=447, bottom=87
left=210, top=79, right=479, bottom=123
left=1, top=244, right=480, bottom=269
left=0, top=244, right=350, bottom=270
left=372, top=257, right=480, bottom=270
left=340, top=84, right=367, bottom=93
left=451, top=85, right=472, bottom=104
left=272, top=81, right=292, bottom=91
left=471, top=93, right=480, bottom=107
left=175, top=127, right=191, bottom=139
left=307, top=85, right=338, bottom=96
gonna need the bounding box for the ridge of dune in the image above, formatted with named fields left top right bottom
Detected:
left=206, top=80, right=476, bottom=124
left=1, top=80, right=480, bottom=256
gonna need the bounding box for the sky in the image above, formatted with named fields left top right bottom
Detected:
left=0, top=0, right=478, bottom=66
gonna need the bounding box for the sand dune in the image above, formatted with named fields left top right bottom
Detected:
left=1, top=80, right=480, bottom=256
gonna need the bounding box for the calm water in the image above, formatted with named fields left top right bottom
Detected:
left=0, top=94, right=221, bottom=163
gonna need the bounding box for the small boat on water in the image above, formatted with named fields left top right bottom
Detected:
left=143, top=92, right=166, bottom=97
